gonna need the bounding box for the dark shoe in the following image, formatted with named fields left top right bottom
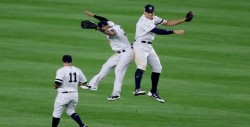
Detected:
left=147, top=91, right=165, bottom=103
left=133, top=88, right=146, bottom=96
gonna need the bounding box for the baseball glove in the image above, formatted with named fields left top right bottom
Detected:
left=81, top=20, right=98, bottom=29
left=185, top=11, right=194, bottom=22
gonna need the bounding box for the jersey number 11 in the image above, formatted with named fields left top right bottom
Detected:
left=69, top=72, right=77, bottom=82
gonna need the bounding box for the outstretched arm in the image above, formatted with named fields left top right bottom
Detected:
left=150, top=27, right=174, bottom=35
left=162, top=18, right=186, bottom=26
left=162, top=11, right=194, bottom=26
left=150, top=27, right=184, bottom=35
left=83, top=10, right=108, bottom=21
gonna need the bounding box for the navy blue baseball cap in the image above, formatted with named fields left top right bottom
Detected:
left=98, top=21, right=108, bottom=28
left=145, top=4, right=154, bottom=13
left=62, top=55, right=72, bottom=63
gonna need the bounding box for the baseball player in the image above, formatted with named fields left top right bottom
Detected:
left=133, top=4, right=193, bottom=103
left=80, top=10, right=134, bottom=101
left=52, top=55, right=88, bottom=127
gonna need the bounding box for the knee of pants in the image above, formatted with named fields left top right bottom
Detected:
left=137, top=63, right=147, bottom=71
left=135, top=56, right=147, bottom=71
left=114, top=67, right=123, bottom=74
left=66, top=109, right=75, bottom=116
left=53, top=112, right=62, bottom=118
left=152, top=65, right=162, bottom=73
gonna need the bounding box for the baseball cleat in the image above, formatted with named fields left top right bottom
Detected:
left=89, top=87, right=98, bottom=91
left=107, top=95, right=120, bottom=101
left=82, top=125, right=88, bottom=127
left=147, top=91, right=165, bottom=103
left=80, top=85, right=91, bottom=89
left=80, top=85, right=97, bottom=91
left=133, top=88, right=146, bottom=96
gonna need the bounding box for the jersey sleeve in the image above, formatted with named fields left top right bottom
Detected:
left=107, top=21, right=115, bottom=27
left=78, top=69, right=87, bottom=84
left=154, top=16, right=165, bottom=25
left=55, top=69, right=63, bottom=84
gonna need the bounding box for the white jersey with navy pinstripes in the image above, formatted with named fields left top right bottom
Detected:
left=135, top=15, right=165, bottom=42
left=55, top=66, right=87, bottom=92
left=106, top=21, right=131, bottom=51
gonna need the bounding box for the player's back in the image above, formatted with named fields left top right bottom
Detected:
left=56, top=66, right=83, bottom=92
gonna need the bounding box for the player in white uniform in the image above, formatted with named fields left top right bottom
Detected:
left=133, top=4, right=192, bottom=103
left=81, top=10, right=134, bottom=101
left=52, top=55, right=88, bottom=127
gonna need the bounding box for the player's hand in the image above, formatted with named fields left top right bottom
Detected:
left=54, top=84, right=60, bottom=89
left=83, top=10, right=94, bottom=17
left=173, top=30, right=184, bottom=35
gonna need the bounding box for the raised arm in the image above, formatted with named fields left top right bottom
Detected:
left=150, top=27, right=184, bottom=35
left=83, top=10, right=108, bottom=21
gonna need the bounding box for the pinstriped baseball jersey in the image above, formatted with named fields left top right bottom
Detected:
left=55, top=66, right=87, bottom=92
left=135, top=15, right=165, bottom=42
left=105, top=21, right=131, bottom=51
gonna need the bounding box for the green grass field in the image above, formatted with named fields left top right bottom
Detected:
left=1, top=0, right=250, bottom=127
